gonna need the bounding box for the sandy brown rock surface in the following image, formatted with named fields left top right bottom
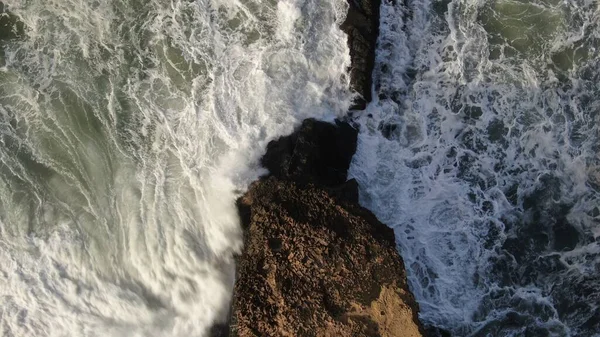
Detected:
left=228, top=119, right=424, bottom=337
left=232, top=178, right=423, bottom=337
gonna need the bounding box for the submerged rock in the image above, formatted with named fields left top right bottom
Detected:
left=229, top=120, right=424, bottom=336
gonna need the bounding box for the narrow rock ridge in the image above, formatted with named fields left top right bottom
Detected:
left=341, top=0, right=381, bottom=109
left=220, top=0, right=425, bottom=335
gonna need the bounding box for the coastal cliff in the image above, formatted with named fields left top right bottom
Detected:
left=223, top=0, right=425, bottom=336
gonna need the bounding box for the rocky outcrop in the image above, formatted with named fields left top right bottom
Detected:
left=341, top=0, right=381, bottom=109
left=228, top=119, right=424, bottom=337
left=221, top=0, right=424, bottom=336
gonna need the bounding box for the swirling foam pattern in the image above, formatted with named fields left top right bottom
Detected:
left=0, top=0, right=352, bottom=336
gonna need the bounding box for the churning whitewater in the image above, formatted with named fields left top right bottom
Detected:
left=0, top=0, right=352, bottom=336
left=350, top=0, right=599, bottom=336
left=1, top=0, right=599, bottom=336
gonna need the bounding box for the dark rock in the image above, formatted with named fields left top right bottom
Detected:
left=327, top=178, right=360, bottom=204
left=209, top=323, right=231, bottom=337
left=341, top=0, right=381, bottom=109
left=261, top=119, right=358, bottom=187
left=425, top=326, right=453, bottom=337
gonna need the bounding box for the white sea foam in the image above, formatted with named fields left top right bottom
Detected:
left=351, top=0, right=600, bottom=335
left=0, top=0, right=351, bottom=336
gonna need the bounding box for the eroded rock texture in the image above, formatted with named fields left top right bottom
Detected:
left=230, top=120, right=423, bottom=337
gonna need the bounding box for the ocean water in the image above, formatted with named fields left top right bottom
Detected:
left=0, top=0, right=352, bottom=336
left=1, top=0, right=599, bottom=336
left=349, top=0, right=600, bottom=336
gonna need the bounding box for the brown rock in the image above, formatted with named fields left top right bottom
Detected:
left=227, top=118, right=423, bottom=337
left=231, top=176, right=423, bottom=337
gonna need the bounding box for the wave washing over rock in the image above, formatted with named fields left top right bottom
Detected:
left=0, top=0, right=422, bottom=336
left=227, top=0, right=425, bottom=335
left=2, top=0, right=596, bottom=335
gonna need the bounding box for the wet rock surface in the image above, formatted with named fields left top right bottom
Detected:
left=261, top=119, right=358, bottom=188
left=341, top=0, right=381, bottom=109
